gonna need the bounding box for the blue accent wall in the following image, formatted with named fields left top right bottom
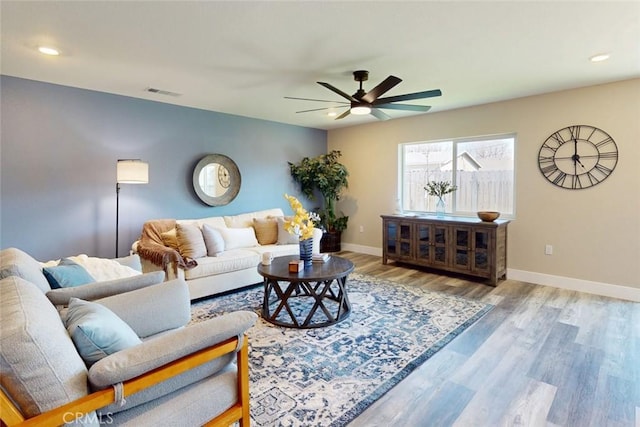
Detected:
left=1, top=76, right=327, bottom=260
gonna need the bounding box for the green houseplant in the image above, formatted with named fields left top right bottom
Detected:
left=288, top=150, right=349, bottom=251
left=424, top=180, right=457, bottom=217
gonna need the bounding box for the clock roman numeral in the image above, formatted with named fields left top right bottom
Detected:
left=595, top=137, right=614, bottom=148
left=571, top=175, right=581, bottom=189
left=585, top=126, right=597, bottom=141
left=598, top=151, right=618, bottom=159
left=538, top=156, right=555, bottom=165
left=550, top=132, right=568, bottom=145
left=594, top=163, right=613, bottom=175
left=541, top=164, right=558, bottom=175
left=569, top=125, right=581, bottom=140
left=552, top=171, right=567, bottom=186
left=586, top=171, right=602, bottom=185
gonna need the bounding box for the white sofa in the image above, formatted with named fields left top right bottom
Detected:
left=136, top=208, right=322, bottom=300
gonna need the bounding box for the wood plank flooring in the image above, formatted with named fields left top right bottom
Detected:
left=338, top=252, right=639, bottom=427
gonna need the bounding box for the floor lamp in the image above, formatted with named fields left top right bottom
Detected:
left=116, top=159, right=149, bottom=257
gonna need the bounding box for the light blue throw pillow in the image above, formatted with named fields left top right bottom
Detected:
left=42, top=258, right=96, bottom=289
left=65, top=297, right=142, bottom=366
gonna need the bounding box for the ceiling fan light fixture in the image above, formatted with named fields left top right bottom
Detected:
left=589, top=53, right=610, bottom=62
left=351, top=104, right=371, bottom=115
left=38, top=46, right=60, bottom=56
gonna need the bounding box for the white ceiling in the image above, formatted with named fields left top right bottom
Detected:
left=2, top=1, right=639, bottom=130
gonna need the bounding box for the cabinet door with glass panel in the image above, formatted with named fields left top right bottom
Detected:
left=470, top=228, right=492, bottom=276
left=451, top=226, right=473, bottom=272
left=384, top=219, right=414, bottom=262
left=415, top=222, right=449, bottom=267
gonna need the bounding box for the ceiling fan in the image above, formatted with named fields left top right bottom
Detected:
left=285, top=70, right=442, bottom=121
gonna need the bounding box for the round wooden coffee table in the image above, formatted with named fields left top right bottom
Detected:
left=257, top=255, right=355, bottom=328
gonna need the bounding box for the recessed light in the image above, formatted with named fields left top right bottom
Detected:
left=590, top=53, right=610, bottom=62
left=38, top=46, right=60, bottom=56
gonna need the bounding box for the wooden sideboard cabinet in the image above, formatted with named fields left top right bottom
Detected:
left=381, top=214, right=509, bottom=285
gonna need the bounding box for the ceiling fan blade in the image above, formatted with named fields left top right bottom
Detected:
left=285, top=96, right=349, bottom=104
left=295, top=106, right=347, bottom=113
left=374, top=89, right=442, bottom=105
left=335, top=109, right=351, bottom=120
left=361, top=75, right=402, bottom=103
left=369, top=108, right=391, bottom=121
left=375, top=103, right=432, bottom=112
left=317, top=82, right=358, bottom=102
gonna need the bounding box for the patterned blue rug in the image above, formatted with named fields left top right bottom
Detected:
left=191, top=272, right=492, bottom=426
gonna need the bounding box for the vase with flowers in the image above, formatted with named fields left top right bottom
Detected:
left=284, top=194, right=320, bottom=267
left=424, top=181, right=457, bottom=218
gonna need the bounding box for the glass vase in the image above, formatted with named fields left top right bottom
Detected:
left=299, top=238, right=313, bottom=268
left=436, top=197, right=445, bottom=218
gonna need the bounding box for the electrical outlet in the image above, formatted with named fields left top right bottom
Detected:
left=359, top=225, right=364, bottom=233
left=545, top=244, right=553, bottom=255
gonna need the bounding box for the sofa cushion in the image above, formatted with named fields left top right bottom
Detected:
left=224, top=208, right=284, bottom=228
left=196, top=216, right=227, bottom=230
left=0, top=276, right=90, bottom=418
left=253, top=217, right=278, bottom=245
left=113, top=254, right=143, bottom=272
left=46, top=271, right=165, bottom=307
left=176, top=223, right=207, bottom=259
left=184, top=250, right=260, bottom=281
left=0, top=247, right=51, bottom=293
left=202, top=224, right=225, bottom=256
left=249, top=244, right=300, bottom=258
left=160, top=228, right=180, bottom=251
left=65, top=298, right=142, bottom=367
left=276, top=216, right=300, bottom=245
left=97, top=279, right=190, bottom=339
left=216, top=227, right=259, bottom=250
left=42, top=258, right=96, bottom=289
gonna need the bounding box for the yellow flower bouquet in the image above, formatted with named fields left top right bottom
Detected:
left=284, top=194, right=319, bottom=241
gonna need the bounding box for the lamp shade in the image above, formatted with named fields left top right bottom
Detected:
left=117, top=159, right=149, bottom=184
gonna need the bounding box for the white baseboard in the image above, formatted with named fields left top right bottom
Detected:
left=507, top=269, right=640, bottom=302
left=341, top=243, right=381, bottom=256
left=340, top=244, right=640, bottom=302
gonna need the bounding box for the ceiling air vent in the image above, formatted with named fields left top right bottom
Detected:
left=144, top=87, right=182, bottom=97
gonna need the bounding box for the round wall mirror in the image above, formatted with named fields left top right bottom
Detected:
left=192, top=154, right=241, bottom=206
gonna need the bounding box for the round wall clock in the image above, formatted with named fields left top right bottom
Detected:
left=538, top=125, right=618, bottom=189
left=217, top=165, right=231, bottom=188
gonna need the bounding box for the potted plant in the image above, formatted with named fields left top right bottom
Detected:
left=288, top=150, right=349, bottom=252
left=424, top=180, right=457, bottom=217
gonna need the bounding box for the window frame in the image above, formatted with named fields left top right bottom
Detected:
left=398, top=133, right=517, bottom=219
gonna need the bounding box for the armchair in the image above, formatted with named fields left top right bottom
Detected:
left=0, top=274, right=257, bottom=426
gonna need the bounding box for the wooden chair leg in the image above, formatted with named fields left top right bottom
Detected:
left=237, top=337, right=251, bottom=427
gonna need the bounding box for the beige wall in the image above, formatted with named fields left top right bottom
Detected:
left=328, top=78, right=640, bottom=290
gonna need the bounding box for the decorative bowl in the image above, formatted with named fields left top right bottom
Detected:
left=477, top=211, right=500, bottom=222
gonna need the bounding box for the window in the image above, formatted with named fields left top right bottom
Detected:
left=400, top=134, right=515, bottom=217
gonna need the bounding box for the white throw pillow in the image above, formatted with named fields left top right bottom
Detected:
left=202, top=224, right=225, bottom=256
left=41, top=254, right=141, bottom=282
left=216, top=227, right=259, bottom=250
left=276, top=216, right=300, bottom=245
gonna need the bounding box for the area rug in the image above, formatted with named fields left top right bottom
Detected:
left=190, top=272, right=492, bottom=426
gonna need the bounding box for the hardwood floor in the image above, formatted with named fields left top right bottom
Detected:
left=339, top=252, right=639, bottom=427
